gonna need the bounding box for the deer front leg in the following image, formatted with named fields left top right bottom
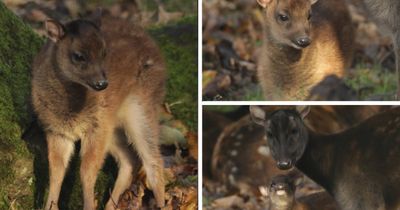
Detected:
left=80, top=128, right=110, bottom=210
left=120, top=99, right=165, bottom=208
left=45, top=134, right=75, bottom=210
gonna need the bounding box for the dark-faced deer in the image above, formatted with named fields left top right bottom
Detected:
left=31, top=13, right=166, bottom=210
left=256, top=0, right=354, bottom=100
left=363, top=0, right=400, bottom=99
left=210, top=106, right=384, bottom=194
left=250, top=105, right=400, bottom=210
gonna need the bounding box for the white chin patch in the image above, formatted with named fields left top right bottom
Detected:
left=290, top=43, right=303, bottom=50
left=276, top=190, right=286, bottom=196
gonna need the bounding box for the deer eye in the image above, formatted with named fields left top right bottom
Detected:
left=291, top=129, right=298, bottom=135
left=278, top=13, right=289, bottom=22
left=71, top=51, right=87, bottom=63
left=266, top=130, right=274, bottom=138
left=308, top=12, right=312, bottom=20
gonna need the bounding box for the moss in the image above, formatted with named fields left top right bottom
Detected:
left=345, top=63, right=397, bottom=100
left=149, top=15, right=198, bottom=131
left=0, top=2, right=43, bottom=209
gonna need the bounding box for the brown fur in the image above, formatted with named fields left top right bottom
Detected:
left=257, top=0, right=354, bottom=100
left=32, top=15, right=166, bottom=210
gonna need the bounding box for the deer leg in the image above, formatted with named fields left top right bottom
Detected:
left=45, top=134, right=75, bottom=210
left=105, top=130, right=140, bottom=210
left=80, top=128, right=110, bottom=210
left=120, top=98, right=165, bottom=208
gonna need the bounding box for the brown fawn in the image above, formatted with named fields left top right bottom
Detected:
left=256, top=0, right=354, bottom=100
left=31, top=12, right=166, bottom=210
left=363, top=0, right=400, bottom=99
left=250, top=106, right=400, bottom=210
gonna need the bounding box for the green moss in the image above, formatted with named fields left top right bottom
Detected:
left=149, top=16, right=198, bottom=131
left=0, top=2, right=43, bottom=209
left=345, top=63, right=397, bottom=100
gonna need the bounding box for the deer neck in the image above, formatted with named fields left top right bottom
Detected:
left=296, top=129, right=337, bottom=194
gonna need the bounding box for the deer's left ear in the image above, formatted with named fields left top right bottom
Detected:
left=250, top=106, right=266, bottom=126
left=257, top=0, right=273, bottom=8
left=89, top=8, right=103, bottom=28
left=45, top=19, right=65, bottom=43
left=310, top=0, right=319, bottom=5
left=296, top=106, right=311, bottom=119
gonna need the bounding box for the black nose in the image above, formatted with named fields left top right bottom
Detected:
left=93, top=80, right=108, bottom=91
left=277, top=160, right=292, bottom=170
left=295, top=37, right=311, bottom=48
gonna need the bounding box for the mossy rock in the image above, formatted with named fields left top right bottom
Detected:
left=0, top=2, right=43, bottom=209
left=0, top=2, right=197, bottom=209
left=150, top=16, right=198, bottom=131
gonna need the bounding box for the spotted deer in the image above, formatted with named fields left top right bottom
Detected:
left=210, top=106, right=384, bottom=193
left=256, top=0, right=354, bottom=100
left=31, top=12, right=166, bottom=210
left=250, top=106, right=400, bottom=210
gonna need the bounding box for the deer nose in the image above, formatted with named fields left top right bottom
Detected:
left=295, top=37, right=311, bottom=48
left=93, top=80, right=108, bottom=91
left=277, top=160, right=292, bottom=170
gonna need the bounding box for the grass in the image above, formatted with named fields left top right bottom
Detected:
left=345, top=63, right=397, bottom=100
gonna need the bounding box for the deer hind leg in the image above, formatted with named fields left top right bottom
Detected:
left=45, top=134, right=75, bottom=210
left=119, top=98, right=165, bottom=207
left=80, top=128, right=111, bottom=210
left=105, top=128, right=141, bottom=210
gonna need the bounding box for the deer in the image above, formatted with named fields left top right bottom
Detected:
left=259, top=174, right=339, bottom=210
left=250, top=105, right=400, bottom=210
left=256, top=0, right=354, bottom=100
left=362, top=0, right=400, bottom=99
left=31, top=11, right=166, bottom=210
left=210, top=106, right=384, bottom=194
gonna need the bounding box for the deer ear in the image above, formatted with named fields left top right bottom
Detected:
left=296, top=106, right=311, bottom=119
left=250, top=106, right=266, bottom=126
left=45, top=20, right=65, bottom=43
left=89, top=8, right=103, bottom=28
left=257, top=0, right=273, bottom=8
left=310, top=0, right=319, bottom=5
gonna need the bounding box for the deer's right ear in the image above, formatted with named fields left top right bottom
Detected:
left=250, top=106, right=266, bottom=126
left=45, top=20, right=65, bottom=43
left=257, top=0, right=272, bottom=8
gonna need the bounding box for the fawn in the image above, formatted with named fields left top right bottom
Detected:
left=31, top=12, right=166, bottom=210
left=264, top=175, right=338, bottom=210
left=250, top=106, right=400, bottom=209
left=363, top=0, right=400, bottom=99
left=256, top=0, right=354, bottom=100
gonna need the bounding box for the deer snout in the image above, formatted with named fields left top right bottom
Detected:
left=277, top=160, right=292, bottom=170
left=92, top=79, right=108, bottom=91
left=294, top=36, right=311, bottom=48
